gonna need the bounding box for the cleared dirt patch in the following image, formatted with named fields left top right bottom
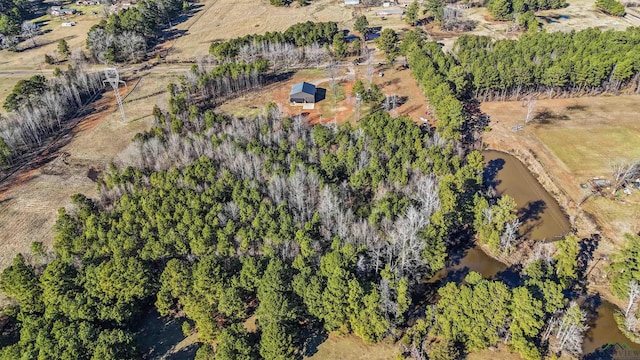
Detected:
left=218, top=54, right=429, bottom=125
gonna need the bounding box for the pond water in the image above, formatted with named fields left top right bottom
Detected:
left=481, top=150, right=640, bottom=355
left=483, top=150, right=571, bottom=241
left=582, top=299, right=640, bottom=358
left=433, top=150, right=639, bottom=357
left=429, top=247, right=508, bottom=282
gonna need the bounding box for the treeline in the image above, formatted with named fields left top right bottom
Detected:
left=608, top=234, right=640, bottom=338
left=403, top=27, right=640, bottom=102
left=0, top=68, right=103, bottom=167
left=453, top=28, right=640, bottom=100
left=596, top=0, right=626, bottom=16
left=486, top=0, right=566, bottom=20
left=209, top=21, right=338, bottom=60
left=174, top=59, right=270, bottom=110
left=0, top=101, right=482, bottom=358
left=86, top=0, right=187, bottom=63
left=0, top=0, right=30, bottom=36
left=403, top=30, right=468, bottom=141
left=2, top=74, right=48, bottom=112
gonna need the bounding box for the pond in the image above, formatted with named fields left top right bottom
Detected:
left=582, top=298, right=640, bottom=358
left=467, top=150, right=638, bottom=357
left=483, top=150, right=571, bottom=241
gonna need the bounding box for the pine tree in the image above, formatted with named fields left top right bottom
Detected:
left=259, top=322, right=296, bottom=360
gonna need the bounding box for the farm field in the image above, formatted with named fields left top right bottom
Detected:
left=165, top=0, right=354, bottom=62
left=0, top=3, right=103, bottom=72
left=481, top=95, right=640, bottom=246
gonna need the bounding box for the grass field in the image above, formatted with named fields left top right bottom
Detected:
left=165, top=0, right=354, bottom=62
left=306, top=334, right=399, bottom=360
left=0, top=6, right=104, bottom=72
left=537, top=0, right=640, bottom=31
left=481, top=94, right=640, bottom=245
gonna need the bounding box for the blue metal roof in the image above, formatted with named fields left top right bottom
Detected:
left=290, top=82, right=316, bottom=95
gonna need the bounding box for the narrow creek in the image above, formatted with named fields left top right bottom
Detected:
left=431, top=150, right=638, bottom=357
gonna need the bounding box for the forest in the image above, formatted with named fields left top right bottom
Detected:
left=0, top=97, right=484, bottom=358
left=0, top=66, right=103, bottom=168
left=86, top=0, right=187, bottom=63
left=2, top=18, right=640, bottom=360
left=398, top=27, right=640, bottom=102
left=0, top=0, right=30, bottom=36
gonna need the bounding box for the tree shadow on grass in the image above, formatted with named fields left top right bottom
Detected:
left=301, top=323, right=328, bottom=358
left=532, top=108, right=569, bottom=125
left=134, top=310, right=187, bottom=360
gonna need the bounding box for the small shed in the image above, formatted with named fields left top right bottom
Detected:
left=376, top=8, right=405, bottom=16
left=290, top=82, right=316, bottom=104
left=344, top=0, right=360, bottom=4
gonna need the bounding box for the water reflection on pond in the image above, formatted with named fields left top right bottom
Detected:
left=483, top=150, right=571, bottom=241
left=427, top=150, right=639, bottom=356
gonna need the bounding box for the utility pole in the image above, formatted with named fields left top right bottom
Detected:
left=103, top=68, right=127, bottom=122
left=355, top=93, right=361, bottom=122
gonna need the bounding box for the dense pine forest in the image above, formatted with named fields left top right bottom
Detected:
left=402, top=27, right=640, bottom=102
left=2, top=19, right=640, bottom=360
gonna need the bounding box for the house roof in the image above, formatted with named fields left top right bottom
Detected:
left=290, top=82, right=316, bottom=95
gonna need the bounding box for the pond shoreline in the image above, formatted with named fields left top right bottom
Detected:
left=479, top=149, right=640, bottom=353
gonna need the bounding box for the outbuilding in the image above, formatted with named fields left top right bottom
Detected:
left=344, top=0, right=360, bottom=4
left=289, top=82, right=316, bottom=104
left=375, top=8, right=405, bottom=16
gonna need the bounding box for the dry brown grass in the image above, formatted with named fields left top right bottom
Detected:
left=165, top=0, right=354, bottom=62
left=537, top=0, right=638, bottom=31
left=481, top=94, right=640, bottom=247
left=306, top=334, right=399, bottom=360
left=0, top=8, right=103, bottom=71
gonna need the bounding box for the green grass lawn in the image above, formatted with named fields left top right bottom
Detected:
left=535, top=126, right=640, bottom=177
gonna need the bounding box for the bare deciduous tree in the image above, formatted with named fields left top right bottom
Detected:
left=0, top=34, right=19, bottom=50
left=524, top=97, right=537, bottom=125
left=609, top=159, right=640, bottom=194
left=621, top=280, right=640, bottom=332
left=551, top=302, right=589, bottom=357
left=500, top=219, right=521, bottom=253
left=119, top=31, right=146, bottom=62
left=21, top=21, right=38, bottom=48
